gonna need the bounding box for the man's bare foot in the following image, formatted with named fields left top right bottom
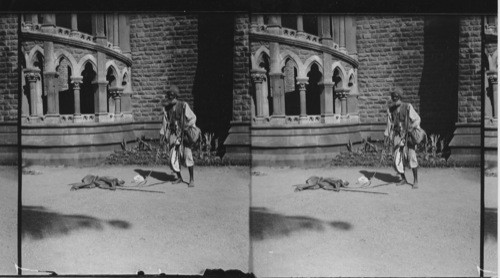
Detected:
left=412, top=181, right=419, bottom=189
left=188, top=180, right=195, bottom=188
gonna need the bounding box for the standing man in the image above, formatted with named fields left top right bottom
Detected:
left=384, top=87, right=421, bottom=189
left=160, top=85, right=197, bottom=188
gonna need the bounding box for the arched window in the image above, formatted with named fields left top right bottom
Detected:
left=283, top=59, right=299, bottom=115
left=80, top=62, right=96, bottom=114
left=33, top=52, right=46, bottom=115
left=306, top=63, right=321, bottom=115
left=106, top=67, right=117, bottom=113
left=260, top=56, right=272, bottom=117
left=57, top=57, right=73, bottom=114
left=333, top=68, right=343, bottom=114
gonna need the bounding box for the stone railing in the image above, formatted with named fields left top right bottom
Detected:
left=253, top=24, right=340, bottom=51
left=21, top=113, right=133, bottom=125
left=21, top=22, right=119, bottom=52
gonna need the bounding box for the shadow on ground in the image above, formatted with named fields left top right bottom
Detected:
left=22, top=206, right=131, bottom=240
left=250, top=207, right=351, bottom=240
left=134, top=169, right=177, bottom=182
left=359, top=170, right=400, bottom=183
left=485, top=208, right=497, bottom=241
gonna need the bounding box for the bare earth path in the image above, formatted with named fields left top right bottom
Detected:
left=484, top=175, right=498, bottom=274
left=0, top=166, right=17, bottom=275
left=251, top=166, right=482, bottom=277
left=21, top=165, right=249, bottom=275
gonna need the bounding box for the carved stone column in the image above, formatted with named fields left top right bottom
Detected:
left=92, top=14, right=107, bottom=46
left=24, top=14, right=33, bottom=30
left=70, top=14, right=79, bottom=37
left=113, top=13, right=120, bottom=52
left=320, top=52, right=334, bottom=123
left=339, top=16, right=346, bottom=52
left=332, top=16, right=340, bottom=46
left=118, top=14, right=131, bottom=58
left=21, top=71, right=29, bottom=119
left=267, top=15, right=282, bottom=35
left=41, top=14, right=55, bottom=34
left=94, top=51, right=110, bottom=122
left=251, top=69, right=268, bottom=117
left=43, top=40, right=59, bottom=122
left=30, top=14, right=38, bottom=25
left=269, top=42, right=285, bottom=123
left=319, top=81, right=335, bottom=123
left=297, top=77, right=308, bottom=117
left=345, top=16, right=357, bottom=57
left=25, top=69, right=41, bottom=117
left=336, top=88, right=350, bottom=117
left=257, top=15, right=264, bottom=25
left=297, top=15, right=306, bottom=39
left=318, top=16, right=333, bottom=47
left=71, top=76, right=83, bottom=116
left=108, top=86, right=124, bottom=116
left=487, top=71, right=498, bottom=119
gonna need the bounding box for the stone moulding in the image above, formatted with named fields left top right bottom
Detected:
left=21, top=31, right=132, bottom=67
left=250, top=32, right=358, bottom=68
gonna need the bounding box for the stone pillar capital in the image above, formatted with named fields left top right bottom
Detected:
left=24, top=69, right=41, bottom=82
left=71, top=76, right=83, bottom=84
left=251, top=70, right=267, bottom=83
left=335, top=87, right=350, bottom=98
left=109, top=86, right=125, bottom=96
left=487, top=70, right=498, bottom=84
left=296, top=77, right=309, bottom=84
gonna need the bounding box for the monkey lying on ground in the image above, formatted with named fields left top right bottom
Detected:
left=293, top=176, right=349, bottom=192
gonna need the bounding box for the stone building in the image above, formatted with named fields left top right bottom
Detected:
left=0, top=15, right=18, bottom=165
left=0, top=13, right=496, bottom=167
left=17, top=13, right=251, bottom=165
left=249, top=15, right=497, bottom=166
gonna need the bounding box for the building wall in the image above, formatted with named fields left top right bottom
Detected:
left=356, top=16, right=473, bottom=136
left=0, top=14, right=18, bottom=122
left=129, top=14, right=198, bottom=122
left=233, top=14, right=251, bottom=122
left=458, top=16, right=482, bottom=123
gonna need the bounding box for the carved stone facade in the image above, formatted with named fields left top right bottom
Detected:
left=251, top=14, right=491, bottom=166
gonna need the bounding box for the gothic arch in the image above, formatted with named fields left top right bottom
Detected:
left=54, top=50, right=78, bottom=76
left=105, top=61, right=121, bottom=85
left=303, top=55, right=323, bottom=78
left=76, top=54, right=97, bottom=76
left=252, top=46, right=270, bottom=70
left=121, top=67, right=129, bottom=86
left=279, top=50, right=303, bottom=75
left=347, top=69, right=356, bottom=86
left=331, top=62, right=348, bottom=88
left=27, top=45, right=44, bottom=68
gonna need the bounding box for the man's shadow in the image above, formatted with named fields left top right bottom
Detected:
left=134, top=169, right=177, bottom=182
left=359, top=170, right=400, bottom=183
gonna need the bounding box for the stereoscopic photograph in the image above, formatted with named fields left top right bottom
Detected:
left=0, top=6, right=497, bottom=277
left=18, top=13, right=250, bottom=274
left=248, top=14, right=497, bottom=276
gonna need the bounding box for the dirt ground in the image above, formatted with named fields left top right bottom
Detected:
left=21, top=165, right=250, bottom=275
left=0, top=166, right=18, bottom=275
left=250, top=166, right=483, bottom=277
left=484, top=175, right=498, bottom=275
